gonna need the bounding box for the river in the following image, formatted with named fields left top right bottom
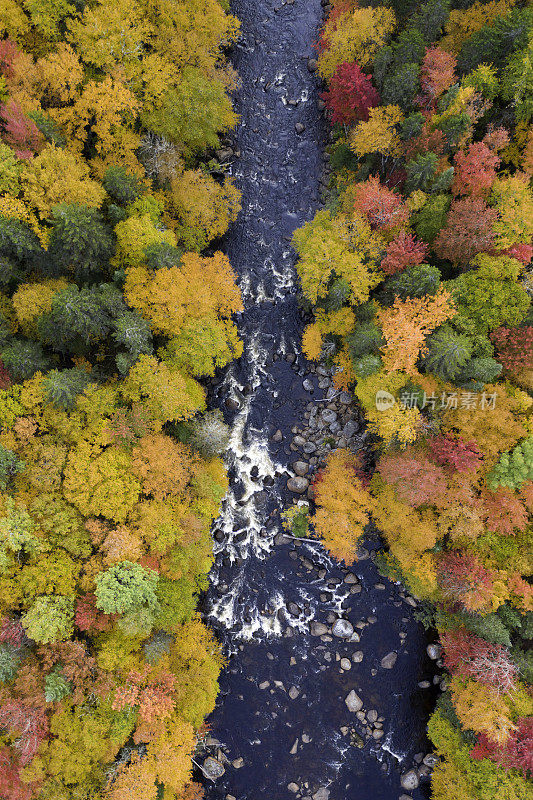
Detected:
left=200, top=1, right=436, bottom=798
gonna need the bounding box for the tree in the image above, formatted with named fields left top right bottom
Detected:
left=418, top=46, right=456, bottom=107
left=0, top=141, right=22, bottom=195
left=382, top=62, right=420, bottom=111
left=0, top=444, right=24, bottom=488
left=351, top=176, right=409, bottom=232
left=378, top=288, right=455, bottom=373
left=437, top=551, right=495, bottom=612
left=428, top=434, right=482, bottom=473
left=122, top=356, right=206, bottom=425
left=115, top=212, right=177, bottom=269
left=321, top=61, right=380, bottom=124
left=452, top=141, right=500, bottom=198
left=422, top=325, right=472, bottom=381
left=482, top=487, right=528, bottom=535
left=491, top=325, right=533, bottom=379
left=442, top=629, right=518, bottom=693
left=21, top=595, right=75, bottom=643
left=170, top=169, right=241, bottom=251
left=95, top=560, right=159, bottom=616
left=160, top=317, right=242, bottom=378
left=381, top=230, right=428, bottom=274
left=457, top=6, right=533, bottom=75
left=292, top=210, right=380, bottom=306
left=103, top=165, right=145, bottom=206
left=189, top=410, right=230, bottom=458
left=317, top=6, right=397, bottom=79
left=413, top=193, right=450, bottom=243
left=378, top=449, right=448, bottom=506
left=1, top=339, right=49, bottom=379
left=450, top=677, right=515, bottom=745
left=312, top=449, right=374, bottom=564
left=349, top=104, right=403, bottom=158
left=132, top=434, right=192, bottom=500
left=434, top=197, right=497, bottom=266
left=46, top=203, right=115, bottom=281
left=0, top=100, right=44, bottom=159
left=487, top=438, right=533, bottom=490
left=43, top=368, right=94, bottom=411
left=39, top=285, right=112, bottom=352
left=501, top=42, right=533, bottom=123
left=471, top=717, right=533, bottom=776
left=490, top=174, right=533, bottom=251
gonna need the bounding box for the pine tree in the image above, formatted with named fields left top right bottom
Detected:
left=43, top=368, right=94, bottom=411
left=0, top=339, right=49, bottom=379
left=46, top=203, right=115, bottom=281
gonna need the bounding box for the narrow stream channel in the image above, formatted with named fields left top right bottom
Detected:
left=201, top=1, right=435, bottom=798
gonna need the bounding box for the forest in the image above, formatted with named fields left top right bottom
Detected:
left=292, top=0, right=533, bottom=797
left=0, top=1, right=243, bottom=798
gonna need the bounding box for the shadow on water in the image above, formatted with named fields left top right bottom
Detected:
left=200, top=1, right=436, bottom=798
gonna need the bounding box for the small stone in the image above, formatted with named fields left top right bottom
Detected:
left=259, top=681, right=270, bottom=689
left=400, top=770, right=420, bottom=791
left=380, top=652, right=397, bottom=670
left=345, top=690, right=363, bottom=712
left=272, top=429, right=283, bottom=442
left=405, top=596, right=417, bottom=607
left=367, top=710, right=378, bottom=723
left=372, top=729, right=384, bottom=740
left=310, top=621, right=329, bottom=636
left=295, top=122, right=305, bottom=134
left=321, top=409, right=337, bottom=424
left=340, top=658, right=351, bottom=671
left=399, top=796, right=413, bottom=800
left=289, top=686, right=300, bottom=699
left=293, top=460, right=309, bottom=476
left=344, top=573, right=358, bottom=584
left=290, top=738, right=299, bottom=754
left=423, top=754, right=439, bottom=767
left=343, top=420, right=359, bottom=438
left=225, top=397, right=240, bottom=411
left=232, top=758, right=244, bottom=769
left=307, top=58, right=319, bottom=72
left=418, top=680, right=431, bottom=688
left=302, top=733, right=311, bottom=743
left=312, top=789, right=330, bottom=800
left=202, top=757, right=225, bottom=780
left=332, top=618, right=354, bottom=638
left=303, top=378, right=314, bottom=391
left=352, top=651, right=364, bottom=663
left=339, top=391, right=352, bottom=404
left=427, top=643, right=442, bottom=660
left=287, top=476, right=309, bottom=493
left=288, top=783, right=299, bottom=793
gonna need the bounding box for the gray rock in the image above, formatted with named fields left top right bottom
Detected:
left=340, top=658, right=351, bottom=671
left=352, top=651, right=364, bottom=663
left=367, top=709, right=378, bottom=723
left=232, top=758, right=244, bottom=769
left=312, top=789, right=330, bottom=800
left=293, top=435, right=306, bottom=447
left=423, top=754, right=439, bottom=767
left=372, top=729, right=384, bottom=740
left=343, top=420, right=359, bottom=438
left=339, top=391, right=352, bottom=404
left=307, top=58, right=319, bottom=72
left=289, top=686, right=300, bottom=699
left=259, top=681, right=270, bottom=689
left=332, top=619, right=354, bottom=638
left=202, top=757, right=225, bottom=780
left=287, top=476, right=309, bottom=493
left=399, top=796, right=413, bottom=800
left=272, top=429, right=283, bottom=442
left=310, top=621, right=329, bottom=636
left=400, top=770, right=419, bottom=791
left=303, top=378, right=314, bottom=391
left=288, top=784, right=299, bottom=794
left=381, top=652, right=397, bottom=670
left=293, top=460, right=309, bottom=476
left=321, top=409, right=337, bottom=424
left=345, top=690, right=363, bottom=712
left=344, top=573, right=358, bottom=584
left=295, top=122, right=305, bottom=134
left=427, top=643, right=442, bottom=660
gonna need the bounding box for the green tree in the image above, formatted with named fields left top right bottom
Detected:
left=0, top=445, right=24, bottom=489
left=44, top=669, right=71, bottom=702
left=43, top=368, right=94, bottom=410
left=0, top=643, right=19, bottom=682
left=22, top=595, right=75, bottom=643
left=95, top=560, right=159, bottom=615
left=382, top=62, right=420, bottom=111
left=422, top=324, right=472, bottom=381
left=46, top=203, right=115, bottom=281
left=39, top=285, right=112, bottom=352
left=414, top=194, right=451, bottom=243
left=488, top=437, right=533, bottom=490
left=103, top=165, right=145, bottom=206
left=379, top=263, right=441, bottom=303
left=1, top=339, right=49, bottom=379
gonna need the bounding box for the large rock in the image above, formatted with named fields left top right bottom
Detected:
left=345, top=690, right=363, bottom=713
left=332, top=619, right=354, bottom=638
left=287, top=476, right=309, bottom=493
left=312, top=789, right=330, bottom=800
left=293, top=460, right=309, bottom=476
left=400, top=770, right=420, bottom=791
left=310, top=621, right=329, bottom=636
left=380, top=651, right=397, bottom=669
left=427, top=643, right=442, bottom=660
left=202, top=757, right=225, bottom=780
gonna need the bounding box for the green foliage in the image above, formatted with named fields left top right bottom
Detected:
left=438, top=610, right=512, bottom=647
left=0, top=216, right=41, bottom=264
left=103, top=166, right=145, bottom=206
left=0, top=644, right=20, bottom=682
left=354, top=353, right=383, bottom=377
left=487, top=437, right=533, bottom=490
left=189, top=410, right=230, bottom=458
left=112, top=312, right=153, bottom=373
left=44, top=668, right=72, bottom=702
left=379, top=263, right=441, bottom=303
left=0, top=446, right=25, bottom=490
left=43, top=368, right=94, bottom=410
left=457, top=6, right=533, bottom=75
left=382, top=62, right=421, bottom=110
left=410, top=0, right=451, bottom=43
left=0, top=142, right=22, bottom=195
left=1, top=339, right=50, bottom=379
left=22, top=595, right=75, bottom=644
left=405, top=153, right=438, bottom=193
left=346, top=322, right=384, bottom=358
left=456, top=356, right=502, bottom=386
left=422, top=324, right=472, bottom=380
left=46, top=204, right=115, bottom=281
left=400, top=111, right=425, bottom=141
left=27, top=110, right=66, bottom=147
left=95, top=560, right=159, bottom=616
left=413, top=194, right=451, bottom=243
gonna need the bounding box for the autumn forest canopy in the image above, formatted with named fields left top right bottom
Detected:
left=0, top=1, right=245, bottom=798
left=292, top=0, right=533, bottom=797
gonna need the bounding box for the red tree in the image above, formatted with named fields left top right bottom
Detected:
left=433, top=197, right=497, bottom=266
left=352, top=176, right=409, bottom=232
left=428, top=434, right=482, bottom=473
left=378, top=450, right=448, bottom=507
left=0, top=702, right=49, bottom=765
left=0, top=747, right=36, bottom=800
left=0, top=618, right=24, bottom=648
left=491, top=326, right=533, bottom=378
left=472, top=717, right=533, bottom=776
left=501, top=243, right=533, bottom=265
left=482, top=488, right=528, bottom=535
left=452, top=141, right=500, bottom=197
left=321, top=61, right=380, bottom=124
left=0, top=40, right=21, bottom=79
left=418, top=47, right=457, bottom=108
left=381, top=230, right=429, bottom=274
left=442, top=629, right=518, bottom=694
left=0, top=101, right=44, bottom=160
left=437, top=551, right=494, bottom=611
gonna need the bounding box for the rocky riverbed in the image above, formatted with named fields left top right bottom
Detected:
left=198, top=0, right=442, bottom=798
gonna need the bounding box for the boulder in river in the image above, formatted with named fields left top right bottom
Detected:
left=427, top=643, right=442, bottom=660
left=400, top=770, right=420, bottom=791
left=345, top=690, right=363, bottom=712
left=380, top=651, right=397, bottom=669
left=310, top=621, right=329, bottom=636
left=332, top=618, right=354, bottom=638
left=293, top=460, right=309, bottom=476
left=202, top=757, right=225, bottom=780
left=287, top=476, right=309, bottom=493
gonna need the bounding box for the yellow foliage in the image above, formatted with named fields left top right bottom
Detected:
left=367, top=401, right=422, bottom=447
left=318, top=6, right=396, bottom=79
left=35, top=43, right=84, bottom=104
left=21, top=144, right=106, bottom=218
left=490, top=173, right=533, bottom=250
left=12, top=278, right=69, bottom=335
left=67, top=0, right=149, bottom=71
left=132, top=434, right=193, bottom=500
left=0, top=195, right=47, bottom=243
left=450, top=677, right=516, bottom=744
left=0, top=0, right=30, bottom=40
left=349, top=105, right=403, bottom=158
left=373, top=484, right=439, bottom=564
left=169, top=169, right=241, bottom=249
left=122, top=356, right=206, bottom=425
left=441, top=0, right=518, bottom=53
left=377, top=288, right=455, bottom=373
left=312, top=449, right=374, bottom=564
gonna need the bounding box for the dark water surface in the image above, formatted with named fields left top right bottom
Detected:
left=201, top=1, right=434, bottom=798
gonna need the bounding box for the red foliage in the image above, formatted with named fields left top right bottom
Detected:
left=381, top=230, right=429, bottom=274
left=501, top=243, right=533, bottom=264
left=112, top=668, right=176, bottom=723
left=403, top=121, right=445, bottom=159
left=75, top=594, right=115, bottom=633
left=0, top=360, right=12, bottom=390
left=428, top=434, right=482, bottom=473
left=442, top=628, right=518, bottom=694
left=0, top=101, right=44, bottom=160
left=352, top=176, right=409, bottom=232
left=472, top=717, right=533, bottom=776
left=433, top=197, right=497, bottom=266
left=378, top=449, right=447, bottom=507
left=437, top=551, right=494, bottom=611
left=321, top=61, right=380, bottom=124
left=0, top=618, right=24, bottom=648
left=0, top=702, right=49, bottom=765
left=0, top=40, right=21, bottom=79
left=452, top=142, right=500, bottom=198
left=482, top=488, right=528, bottom=535
left=483, top=125, right=510, bottom=153
left=491, top=326, right=533, bottom=378
left=418, top=47, right=457, bottom=108
left=0, top=747, right=36, bottom=800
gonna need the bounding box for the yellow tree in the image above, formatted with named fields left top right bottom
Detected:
left=349, top=105, right=403, bottom=159
left=318, top=6, right=396, bottom=79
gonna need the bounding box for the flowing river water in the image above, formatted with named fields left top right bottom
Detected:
left=200, top=1, right=437, bottom=798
